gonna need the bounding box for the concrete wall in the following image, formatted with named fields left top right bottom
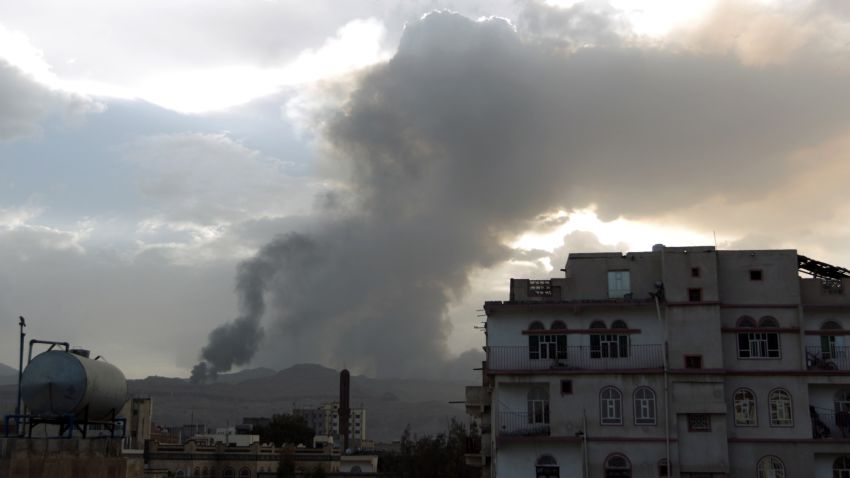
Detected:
left=493, top=441, right=581, bottom=478
left=0, top=437, right=142, bottom=478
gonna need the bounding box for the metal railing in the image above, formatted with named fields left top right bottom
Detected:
left=811, top=408, right=850, bottom=439
left=498, top=411, right=550, bottom=437
left=528, top=280, right=553, bottom=297
left=806, top=346, right=850, bottom=371
left=487, top=344, right=664, bottom=371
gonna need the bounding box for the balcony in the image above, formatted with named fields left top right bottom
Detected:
left=811, top=407, right=850, bottom=439
left=487, top=345, right=664, bottom=371
left=498, top=411, right=550, bottom=437
left=806, top=346, right=850, bottom=371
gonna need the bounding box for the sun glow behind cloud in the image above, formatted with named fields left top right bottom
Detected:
left=511, top=208, right=722, bottom=258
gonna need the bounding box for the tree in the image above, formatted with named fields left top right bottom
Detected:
left=379, top=419, right=480, bottom=478
left=255, top=414, right=315, bottom=447
left=276, top=449, right=296, bottom=478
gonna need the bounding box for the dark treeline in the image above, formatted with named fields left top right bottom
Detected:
left=378, top=420, right=480, bottom=478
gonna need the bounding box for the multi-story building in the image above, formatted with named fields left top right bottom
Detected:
left=294, top=402, right=367, bottom=448
left=466, top=245, right=850, bottom=477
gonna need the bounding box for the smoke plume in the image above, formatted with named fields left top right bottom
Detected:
left=192, top=8, right=850, bottom=380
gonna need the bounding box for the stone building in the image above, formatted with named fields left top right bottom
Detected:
left=466, top=245, right=850, bottom=477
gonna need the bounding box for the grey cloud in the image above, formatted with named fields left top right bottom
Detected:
left=518, top=0, right=630, bottom=48
left=0, top=60, right=100, bottom=141
left=194, top=9, right=850, bottom=379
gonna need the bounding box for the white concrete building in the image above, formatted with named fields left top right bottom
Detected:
left=466, top=245, right=850, bottom=477
left=293, top=402, right=367, bottom=448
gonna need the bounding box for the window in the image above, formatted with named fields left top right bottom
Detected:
left=733, top=388, right=757, bottom=426
left=176, top=472, right=185, bottom=478
left=608, top=271, right=631, bottom=298
left=224, top=468, right=235, bottom=478
left=202, top=468, right=209, bottom=478
left=536, top=454, right=559, bottom=478
left=769, top=389, right=793, bottom=426
left=194, top=468, right=200, bottom=477
left=591, top=321, right=630, bottom=359
left=600, top=387, right=623, bottom=425
left=691, top=267, right=700, bottom=278
left=237, top=469, right=251, bottom=478
left=688, top=288, right=702, bottom=302
left=834, top=456, right=850, bottom=478
left=757, top=456, right=785, bottom=478
left=821, top=321, right=846, bottom=360
left=737, top=317, right=780, bottom=358
left=750, top=269, right=763, bottom=280
left=684, top=355, right=703, bottom=369
left=527, top=386, right=549, bottom=425
left=604, top=454, right=631, bottom=478
left=528, top=321, right=567, bottom=361
left=835, top=390, right=850, bottom=435
left=687, top=414, right=711, bottom=431
left=658, top=459, right=669, bottom=477
left=560, top=379, right=573, bottom=395
left=351, top=465, right=363, bottom=473
left=633, top=387, right=656, bottom=425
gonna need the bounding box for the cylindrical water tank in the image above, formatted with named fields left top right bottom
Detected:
left=21, top=350, right=127, bottom=420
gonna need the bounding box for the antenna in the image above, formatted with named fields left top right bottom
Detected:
left=713, top=230, right=718, bottom=249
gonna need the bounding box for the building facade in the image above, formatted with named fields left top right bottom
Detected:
left=294, top=402, right=367, bottom=448
left=466, top=245, right=850, bottom=477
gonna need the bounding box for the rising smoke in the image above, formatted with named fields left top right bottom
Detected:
left=192, top=7, right=850, bottom=381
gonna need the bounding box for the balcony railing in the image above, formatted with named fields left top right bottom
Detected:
left=498, top=411, right=550, bottom=437
left=811, top=408, right=850, bottom=439
left=487, top=345, right=664, bottom=371
left=806, top=346, right=850, bottom=371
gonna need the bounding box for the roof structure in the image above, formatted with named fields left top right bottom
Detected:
left=798, top=255, right=850, bottom=281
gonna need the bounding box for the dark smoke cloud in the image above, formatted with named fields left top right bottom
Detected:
left=193, top=9, right=850, bottom=379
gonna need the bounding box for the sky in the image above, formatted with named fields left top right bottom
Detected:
left=1, top=0, right=849, bottom=380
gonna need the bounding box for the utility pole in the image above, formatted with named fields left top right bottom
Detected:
left=15, top=316, right=26, bottom=435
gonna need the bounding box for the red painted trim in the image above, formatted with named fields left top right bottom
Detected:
left=666, top=301, right=720, bottom=306
left=721, top=327, right=799, bottom=333
left=590, top=437, right=676, bottom=443
left=805, top=330, right=850, bottom=336
left=728, top=437, right=850, bottom=443
left=803, top=304, right=850, bottom=309
left=725, top=369, right=850, bottom=376
left=720, top=303, right=799, bottom=309
left=522, top=328, right=642, bottom=335
left=484, top=300, right=654, bottom=312
left=669, top=368, right=726, bottom=375
left=496, top=435, right=581, bottom=445
left=487, top=368, right=664, bottom=376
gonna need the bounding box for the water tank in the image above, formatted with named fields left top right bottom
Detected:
left=21, top=350, right=127, bottom=420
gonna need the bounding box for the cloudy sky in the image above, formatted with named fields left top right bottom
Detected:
left=1, top=0, right=849, bottom=380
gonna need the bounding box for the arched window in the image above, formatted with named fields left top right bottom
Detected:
left=604, top=454, right=631, bottom=478
left=528, top=321, right=567, bottom=362
left=194, top=468, right=200, bottom=477
left=350, top=465, right=363, bottom=473
left=223, top=467, right=235, bottom=478
left=733, top=388, right=757, bottom=426
left=527, top=386, right=549, bottom=425
left=633, top=387, right=656, bottom=425
left=175, top=472, right=185, bottom=478
left=657, top=459, right=668, bottom=477
left=600, top=387, right=623, bottom=425
left=834, top=456, right=850, bottom=478
left=238, top=468, right=251, bottom=478
left=536, top=454, right=559, bottom=478
left=591, top=321, right=629, bottom=359
left=737, top=316, right=780, bottom=358
left=822, top=321, right=846, bottom=360
left=757, top=456, right=785, bottom=478
left=759, top=316, right=779, bottom=327
left=551, top=320, right=567, bottom=330
left=202, top=468, right=209, bottom=478
left=769, top=389, right=793, bottom=426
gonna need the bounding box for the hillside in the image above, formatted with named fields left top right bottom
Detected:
left=0, top=364, right=473, bottom=442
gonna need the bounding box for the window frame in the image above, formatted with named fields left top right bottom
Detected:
left=757, top=455, right=785, bottom=478
left=527, top=386, right=550, bottom=425
left=607, top=270, right=631, bottom=298
left=604, top=454, right=631, bottom=478
left=768, top=388, right=794, bottom=427
left=633, top=387, right=657, bottom=426
left=736, top=317, right=781, bottom=359
left=600, top=386, right=624, bottom=426
left=687, top=413, right=711, bottom=432
left=733, top=388, right=757, bottom=427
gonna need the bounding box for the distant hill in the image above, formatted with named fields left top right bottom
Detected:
left=0, top=363, right=16, bottom=386
left=0, top=363, right=473, bottom=442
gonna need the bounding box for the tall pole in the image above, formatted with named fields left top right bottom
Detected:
left=15, top=316, right=26, bottom=435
